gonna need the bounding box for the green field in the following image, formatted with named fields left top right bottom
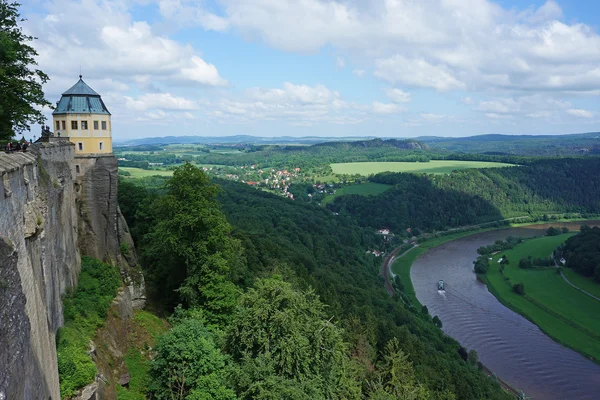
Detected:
left=484, top=234, right=600, bottom=362
left=562, top=268, right=600, bottom=299
left=322, top=182, right=391, bottom=205
left=119, top=167, right=174, bottom=178
left=331, top=160, right=514, bottom=175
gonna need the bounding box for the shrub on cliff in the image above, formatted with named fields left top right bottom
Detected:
left=56, top=257, right=121, bottom=398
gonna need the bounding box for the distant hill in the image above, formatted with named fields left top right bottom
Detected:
left=117, top=132, right=600, bottom=156
left=313, top=138, right=428, bottom=150
left=418, top=132, right=600, bottom=156
left=116, top=135, right=376, bottom=146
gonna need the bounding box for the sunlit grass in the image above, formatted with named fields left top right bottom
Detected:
left=331, top=160, right=514, bottom=175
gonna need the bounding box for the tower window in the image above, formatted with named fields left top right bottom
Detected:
left=94, top=121, right=99, bottom=130
left=71, top=121, right=78, bottom=130
left=81, top=121, right=88, bottom=130
left=61, top=121, right=66, bottom=130
left=56, top=121, right=60, bottom=130
left=78, top=142, right=83, bottom=151
left=101, top=121, right=107, bottom=130
left=76, top=165, right=80, bottom=174
left=99, top=142, right=104, bottom=151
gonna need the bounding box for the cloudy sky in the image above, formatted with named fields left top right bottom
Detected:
left=22, top=0, right=600, bottom=139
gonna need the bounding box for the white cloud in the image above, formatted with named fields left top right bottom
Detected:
left=420, top=113, right=445, bottom=121
left=206, top=82, right=367, bottom=125
left=124, top=93, right=199, bottom=111
left=474, top=95, right=570, bottom=118
left=385, top=88, right=411, bottom=103
left=485, top=113, right=512, bottom=120
left=372, top=101, right=404, bottom=114
left=180, top=56, right=227, bottom=86
left=567, top=109, right=594, bottom=118
left=526, top=111, right=551, bottom=119
left=375, top=56, right=465, bottom=91
left=179, top=0, right=600, bottom=94
left=158, top=0, right=229, bottom=31
left=24, top=0, right=600, bottom=137
left=26, top=0, right=226, bottom=95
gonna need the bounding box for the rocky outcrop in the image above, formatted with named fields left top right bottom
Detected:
left=0, top=143, right=144, bottom=400
left=75, top=155, right=145, bottom=309
left=86, top=287, right=134, bottom=400
left=0, top=143, right=80, bottom=400
left=75, top=155, right=135, bottom=269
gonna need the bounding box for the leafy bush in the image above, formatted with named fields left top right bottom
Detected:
left=513, top=282, right=525, bottom=295
left=546, top=227, right=562, bottom=236
left=119, top=242, right=130, bottom=256
left=519, top=258, right=533, bottom=269
left=474, top=256, right=490, bottom=274
left=57, top=257, right=121, bottom=398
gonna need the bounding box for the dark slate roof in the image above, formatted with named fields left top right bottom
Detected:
left=62, top=78, right=99, bottom=96
left=52, top=76, right=111, bottom=115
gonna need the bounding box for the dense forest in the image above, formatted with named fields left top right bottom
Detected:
left=329, top=158, right=600, bottom=233
left=558, top=226, right=600, bottom=282
left=118, top=166, right=511, bottom=400
left=420, top=133, right=600, bottom=156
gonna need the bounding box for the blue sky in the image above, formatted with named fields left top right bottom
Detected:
left=22, top=0, right=600, bottom=139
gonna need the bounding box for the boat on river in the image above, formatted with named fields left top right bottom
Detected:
left=437, top=280, right=445, bottom=291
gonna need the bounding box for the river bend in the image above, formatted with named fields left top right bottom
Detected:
left=411, top=221, right=600, bottom=400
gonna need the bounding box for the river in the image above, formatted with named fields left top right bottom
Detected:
left=411, top=221, right=600, bottom=400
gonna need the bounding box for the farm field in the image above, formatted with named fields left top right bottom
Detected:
left=119, top=167, right=174, bottom=178
left=485, top=233, right=600, bottom=361
left=322, top=182, right=391, bottom=204
left=330, top=160, right=514, bottom=175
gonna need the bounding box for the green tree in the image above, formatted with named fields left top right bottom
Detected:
left=513, top=282, right=525, bottom=295
left=148, top=318, right=235, bottom=400
left=225, top=276, right=361, bottom=399
left=0, top=1, right=50, bottom=141
left=368, top=338, right=443, bottom=400
left=142, top=164, right=244, bottom=323
left=467, top=350, right=478, bottom=366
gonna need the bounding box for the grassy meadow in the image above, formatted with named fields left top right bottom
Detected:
left=322, top=182, right=391, bottom=204
left=119, top=167, right=174, bottom=178
left=562, top=268, right=600, bottom=299
left=485, top=233, right=600, bottom=361
left=330, top=160, right=514, bottom=175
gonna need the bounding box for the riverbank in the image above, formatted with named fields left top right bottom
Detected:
left=480, top=233, right=600, bottom=364
left=403, top=220, right=600, bottom=400
left=389, top=216, right=600, bottom=309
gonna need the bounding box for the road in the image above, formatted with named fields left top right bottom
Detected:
left=380, top=243, right=417, bottom=295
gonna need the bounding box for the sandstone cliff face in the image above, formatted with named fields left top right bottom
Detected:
left=0, top=143, right=80, bottom=400
left=75, top=156, right=135, bottom=269
left=75, top=155, right=145, bottom=309
left=0, top=143, right=144, bottom=400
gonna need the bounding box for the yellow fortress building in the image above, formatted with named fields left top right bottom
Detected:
left=52, top=75, right=112, bottom=155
